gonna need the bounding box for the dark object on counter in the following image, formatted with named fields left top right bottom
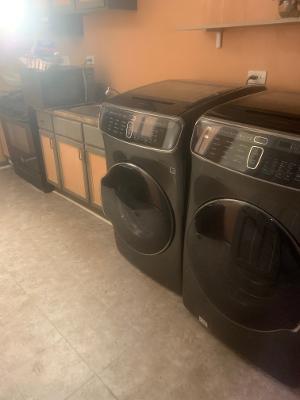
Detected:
left=278, top=0, right=299, bottom=17
left=183, top=90, right=300, bottom=386
left=20, top=66, right=97, bottom=108
left=0, top=91, right=53, bottom=192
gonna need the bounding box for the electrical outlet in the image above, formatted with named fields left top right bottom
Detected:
left=247, top=70, right=267, bottom=85
left=85, top=55, right=95, bottom=65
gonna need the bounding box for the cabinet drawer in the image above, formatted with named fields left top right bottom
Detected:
left=83, top=124, right=104, bottom=149
left=36, top=111, right=53, bottom=132
left=53, top=117, right=83, bottom=142
left=75, top=0, right=105, bottom=10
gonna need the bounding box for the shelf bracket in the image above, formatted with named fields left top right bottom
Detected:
left=215, top=30, right=223, bottom=49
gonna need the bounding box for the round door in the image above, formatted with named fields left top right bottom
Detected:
left=101, top=163, right=174, bottom=255
left=187, top=199, right=300, bottom=332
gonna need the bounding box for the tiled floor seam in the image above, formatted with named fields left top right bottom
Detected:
left=63, top=375, right=97, bottom=400
left=0, top=184, right=121, bottom=400
left=0, top=271, right=93, bottom=395
left=28, top=300, right=120, bottom=400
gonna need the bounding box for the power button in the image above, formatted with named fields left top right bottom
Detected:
left=247, top=146, right=264, bottom=169
left=126, top=121, right=134, bottom=139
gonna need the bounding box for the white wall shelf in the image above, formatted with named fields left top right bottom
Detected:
left=177, top=17, right=300, bottom=49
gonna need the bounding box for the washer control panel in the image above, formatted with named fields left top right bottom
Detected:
left=193, top=118, right=300, bottom=189
left=100, top=104, right=182, bottom=150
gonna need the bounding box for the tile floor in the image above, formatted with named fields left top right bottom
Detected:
left=0, top=167, right=299, bottom=400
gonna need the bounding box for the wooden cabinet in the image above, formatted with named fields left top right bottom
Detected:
left=0, top=120, right=9, bottom=159
left=37, top=111, right=107, bottom=212
left=0, top=140, right=6, bottom=164
left=86, top=146, right=106, bottom=208
left=39, top=130, right=60, bottom=188
left=56, top=136, right=89, bottom=201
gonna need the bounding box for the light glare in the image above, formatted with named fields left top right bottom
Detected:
left=0, top=0, right=26, bottom=33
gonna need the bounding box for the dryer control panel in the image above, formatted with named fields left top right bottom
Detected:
left=100, top=104, right=183, bottom=151
left=193, top=118, right=300, bottom=190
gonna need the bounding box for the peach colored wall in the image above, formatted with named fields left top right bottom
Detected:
left=56, top=0, right=300, bottom=93
left=2, top=0, right=300, bottom=94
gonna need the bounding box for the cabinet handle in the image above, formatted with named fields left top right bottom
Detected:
left=49, top=138, right=54, bottom=149
left=78, top=148, right=83, bottom=160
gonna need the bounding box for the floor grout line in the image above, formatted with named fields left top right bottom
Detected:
left=63, top=375, right=97, bottom=400
left=17, top=287, right=120, bottom=400
left=1, top=262, right=120, bottom=398
left=0, top=268, right=96, bottom=398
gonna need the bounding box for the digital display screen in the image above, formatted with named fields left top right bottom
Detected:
left=141, top=116, right=157, bottom=137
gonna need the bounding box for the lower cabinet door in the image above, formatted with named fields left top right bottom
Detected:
left=0, top=120, right=9, bottom=159
left=39, top=130, right=60, bottom=187
left=57, top=136, right=89, bottom=201
left=86, top=146, right=106, bottom=208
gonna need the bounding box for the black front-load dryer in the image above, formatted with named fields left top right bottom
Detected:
left=183, top=90, right=300, bottom=385
left=100, top=80, right=264, bottom=294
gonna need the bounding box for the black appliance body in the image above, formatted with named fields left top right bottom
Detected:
left=21, top=66, right=97, bottom=108
left=183, top=90, right=300, bottom=385
left=0, top=91, right=53, bottom=192
left=100, top=80, right=264, bottom=294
